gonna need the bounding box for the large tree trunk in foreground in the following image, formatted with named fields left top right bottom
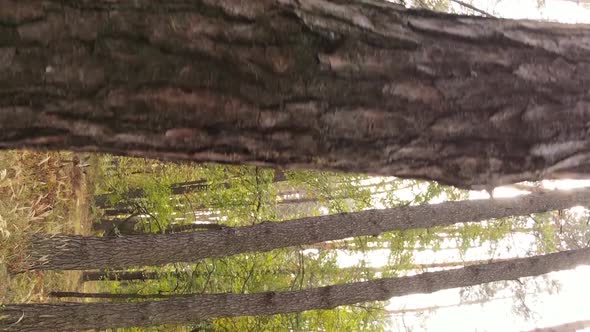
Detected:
left=24, top=188, right=590, bottom=270
left=2, top=1, right=590, bottom=188
left=3, top=247, right=589, bottom=332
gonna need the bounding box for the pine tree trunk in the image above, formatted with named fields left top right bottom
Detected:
left=101, top=207, right=136, bottom=217
left=92, top=217, right=141, bottom=235
left=163, top=223, right=223, bottom=233
left=92, top=220, right=222, bottom=236
left=3, top=247, right=590, bottom=332
left=345, top=258, right=514, bottom=274
left=94, top=179, right=208, bottom=207
left=82, top=270, right=164, bottom=282
left=49, top=291, right=179, bottom=299
left=23, top=188, right=590, bottom=270
left=1, top=1, right=590, bottom=188
left=386, top=295, right=514, bottom=314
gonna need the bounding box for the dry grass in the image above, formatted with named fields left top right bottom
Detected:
left=0, top=150, right=98, bottom=304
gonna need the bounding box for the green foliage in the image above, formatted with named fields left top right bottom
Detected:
left=530, top=212, right=559, bottom=254
left=413, top=0, right=450, bottom=11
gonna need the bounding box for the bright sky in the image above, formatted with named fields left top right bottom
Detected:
left=475, top=0, right=590, bottom=23
left=380, top=1, right=590, bottom=331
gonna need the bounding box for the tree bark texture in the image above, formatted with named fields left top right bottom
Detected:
left=25, top=188, right=590, bottom=270
left=3, top=247, right=590, bottom=332
left=1, top=0, right=590, bottom=188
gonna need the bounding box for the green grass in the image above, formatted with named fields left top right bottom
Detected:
left=0, top=150, right=98, bottom=304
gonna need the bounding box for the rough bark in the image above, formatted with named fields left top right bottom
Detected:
left=3, top=247, right=590, bottom=332
left=1, top=1, right=590, bottom=188
left=24, top=188, right=590, bottom=270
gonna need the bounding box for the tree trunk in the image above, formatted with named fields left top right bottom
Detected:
left=102, top=206, right=136, bottom=217
left=92, top=219, right=223, bottom=236
left=346, top=258, right=514, bottom=274
left=23, top=188, right=590, bottom=270
left=525, top=320, right=590, bottom=332
left=92, top=217, right=141, bottom=235
left=1, top=1, right=590, bottom=188
left=386, top=295, right=514, bottom=314
left=49, top=291, right=183, bottom=300
left=95, top=174, right=289, bottom=209
left=3, top=247, right=589, bottom=332
left=82, top=270, right=165, bottom=282
left=94, top=179, right=208, bottom=207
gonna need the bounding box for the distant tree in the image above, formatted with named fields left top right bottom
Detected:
left=386, top=295, right=513, bottom=315
left=94, top=179, right=209, bottom=208
left=525, top=320, right=590, bottom=332
left=92, top=217, right=222, bottom=236
left=82, top=270, right=173, bottom=282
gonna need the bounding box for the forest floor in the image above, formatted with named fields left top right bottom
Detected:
left=0, top=150, right=100, bottom=304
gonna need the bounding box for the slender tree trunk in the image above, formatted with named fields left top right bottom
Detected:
left=95, top=173, right=288, bottom=209
left=3, top=247, right=590, bottom=332
left=386, top=295, right=515, bottom=315
left=525, top=320, right=590, bottom=332
left=346, top=258, right=514, bottom=274
left=48, top=291, right=182, bottom=300
left=1, top=1, right=590, bottom=188
left=94, top=179, right=208, bottom=207
left=354, top=258, right=510, bottom=273
left=312, top=240, right=486, bottom=252
left=163, top=223, right=223, bottom=233
left=82, top=267, right=287, bottom=282
left=23, top=188, right=590, bottom=270
left=92, top=217, right=141, bottom=235
left=102, top=207, right=136, bottom=217
left=92, top=220, right=223, bottom=236
left=82, top=270, right=165, bottom=282
left=412, top=258, right=512, bottom=269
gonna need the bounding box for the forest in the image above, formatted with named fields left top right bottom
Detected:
left=1, top=0, right=590, bottom=331
left=3, top=151, right=589, bottom=331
